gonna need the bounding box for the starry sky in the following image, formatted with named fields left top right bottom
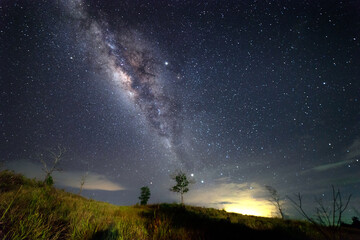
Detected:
left=1, top=0, right=360, bottom=219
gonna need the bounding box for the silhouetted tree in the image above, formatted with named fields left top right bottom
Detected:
left=139, top=186, right=151, bottom=205
left=288, top=185, right=351, bottom=240
left=351, top=216, right=360, bottom=228
left=265, top=185, right=285, bottom=219
left=40, top=145, right=66, bottom=185
left=170, top=170, right=194, bottom=204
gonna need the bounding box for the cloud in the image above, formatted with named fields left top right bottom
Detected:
left=54, top=171, right=124, bottom=191
left=5, top=160, right=124, bottom=191
left=185, top=181, right=276, bottom=217
left=310, top=160, right=353, bottom=172
left=303, top=137, right=360, bottom=173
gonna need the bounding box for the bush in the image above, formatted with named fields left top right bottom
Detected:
left=0, top=170, right=25, bottom=192
left=44, top=175, right=54, bottom=186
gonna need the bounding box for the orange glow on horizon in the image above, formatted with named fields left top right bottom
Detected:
left=186, top=182, right=277, bottom=218
left=224, top=199, right=273, bottom=217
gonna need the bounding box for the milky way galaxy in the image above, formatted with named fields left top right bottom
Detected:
left=63, top=0, right=184, bottom=165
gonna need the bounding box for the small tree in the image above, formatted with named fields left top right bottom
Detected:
left=265, top=185, right=285, bottom=219
left=40, top=145, right=66, bottom=185
left=79, top=172, right=88, bottom=195
left=139, top=186, right=151, bottom=205
left=170, top=170, right=194, bottom=204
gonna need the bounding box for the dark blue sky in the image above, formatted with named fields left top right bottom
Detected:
left=1, top=0, right=359, bottom=218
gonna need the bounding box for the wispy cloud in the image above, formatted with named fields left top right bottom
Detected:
left=303, top=137, right=360, bottom=173
left=185, top=180, right=276, bottom=217
left=54, top=171, right=124, bottom=191
left=5, top=160, right=124, bottom=191
left=310, top=160, right=353, bottom=172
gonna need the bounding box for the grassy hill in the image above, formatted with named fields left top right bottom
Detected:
left=0, top=170, right=358, bottom=240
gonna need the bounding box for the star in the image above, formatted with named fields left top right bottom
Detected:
left=1, top=0, right=359, bottom=219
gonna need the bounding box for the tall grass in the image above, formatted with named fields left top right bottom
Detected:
left=0, top=170, right=148, bottom=239
left=1, top=170, right=358, bottom=239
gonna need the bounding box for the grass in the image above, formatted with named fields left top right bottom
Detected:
left=0, top=170, right=358, bottom=239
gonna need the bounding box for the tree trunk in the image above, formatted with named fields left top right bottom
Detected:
left=44, top=173, right=50, bottom=183
left=181, top=193, right=184, bottom=204
left=279, top=207, right=284, bottom=219
left=277, top=202, right=284, bottom=219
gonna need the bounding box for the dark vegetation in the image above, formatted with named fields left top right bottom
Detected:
left=139, top=186, right=151, bottom=205
left=0, top=170, right=359, bottom=239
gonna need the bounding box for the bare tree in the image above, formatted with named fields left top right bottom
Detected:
left=265, top=185, right=285, bottom=219
left=288, top=185, right=351, bottom=240
left=40, top=145, right=66, bottom=185
left=79, top=172, right=88, bottom=195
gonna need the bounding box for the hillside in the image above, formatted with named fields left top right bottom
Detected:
left=0, top=170, right=357, bottom=240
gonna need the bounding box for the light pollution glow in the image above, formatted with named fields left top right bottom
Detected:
left=186, top=182, right=276, bottom=218
left=224, top=199, right=273, bottom=217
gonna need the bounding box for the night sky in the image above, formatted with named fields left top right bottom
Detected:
left=1, top=0, right=360, bottom=219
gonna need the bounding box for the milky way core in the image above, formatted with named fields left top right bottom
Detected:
left=63, top=0, right=184, bottom=165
